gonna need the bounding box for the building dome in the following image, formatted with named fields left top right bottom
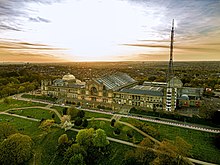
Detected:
left=62, top=73, right=76, bottom=81
left=180, top=94, right=189, bottom=100
left=168, top=77, right=183, bottom=88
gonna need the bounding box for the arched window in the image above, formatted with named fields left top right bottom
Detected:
left=90, top=87, right=98, bottom=96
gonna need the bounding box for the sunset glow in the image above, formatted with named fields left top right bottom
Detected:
left=1, top=0, right=220, bottom=62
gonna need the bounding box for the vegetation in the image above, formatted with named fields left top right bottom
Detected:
left=0, top=98, right=46, bottom=112
left=0, top=122, right=18, bottom=140
left=0, top=133, right=33, bottom=165
left=0, top=96, right=219, bottom=164
left=0, top=68, right=48, bottom=98
left=8, top=108, right=60, bottom=123
left=22, top=94, right=56, bottom=102
left=121, top=117, right=220, bottom=164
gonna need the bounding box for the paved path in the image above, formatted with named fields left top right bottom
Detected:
left=92, top=117, right=161, bottom=144
left=81, top=108, right=220, bottom=133
left=13, top=94, right=220, bottom=133
left=5, top=106, right=62, bottom=121
left=0, top=111, right=40, bottom=122
left=6, top=95, right=219, bottom=164
left=0, top=109, right=217, bottom=165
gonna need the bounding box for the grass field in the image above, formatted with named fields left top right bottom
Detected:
left=51, top=106, right=65, bottom=115
left=22, top=94, right=56, bottom=102
left=121, top=117, right=220, bottom=164
left=85, top=110, right=112, bottom=119
left=0, top=114, right=133, bottom=165
left=8, top=108, right=60, bottom=123
left=86, top=120, right=144, bottom=143
left=1, top=99, right=220, bottom=164
left=0, top=99, right=46, bottom=112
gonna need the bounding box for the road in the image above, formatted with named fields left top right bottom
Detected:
left=5, top=94, right=219, bottom=165
left=79, top=108, right=220, bottom=133
left=12, top=94, right=220, bottom=133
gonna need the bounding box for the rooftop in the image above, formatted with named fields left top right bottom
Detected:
left=95, top=72, right=136, bottom=91
left=119, top=85, right=164, bottom=96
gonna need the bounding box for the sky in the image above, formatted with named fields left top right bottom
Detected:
left=0, top=0, right=220, bottom=62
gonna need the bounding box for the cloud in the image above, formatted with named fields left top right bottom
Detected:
left=0, top=40, right=65, bottom=51
left=123, top=42, right=220, bottom=52
left=29, top=17, right=50, bottom=23
left=0, top=0, right=60, bottom=31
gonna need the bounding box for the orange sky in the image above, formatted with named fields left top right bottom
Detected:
left=0, top=0, right=220, bottom=62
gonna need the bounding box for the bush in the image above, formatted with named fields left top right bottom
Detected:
left=114, top=128, right=120, bottom=135
left=126, top=130, right=134, bottom=138
left=74, top=117, right=83, bottom=126
left=82, top=119, right=88, bottom=128
left=77, top=110, right=85, bottom=118
left=111, top=119, right=116, bottom=127
left=63, top=108, right=68, bottom=115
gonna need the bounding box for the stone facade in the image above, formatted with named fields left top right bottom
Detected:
left=41, top=73, right=203, bottom=111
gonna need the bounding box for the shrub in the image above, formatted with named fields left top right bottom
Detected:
left=82, top=119, right=88, bottom=128
left=74, top=117, right=83, bottom=126
left=111, top=119, right=116, bottom=127
left=114, top=128, right=120, bottom=135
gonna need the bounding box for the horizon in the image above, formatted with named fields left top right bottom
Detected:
left=1, top=0, right=220, bottom=62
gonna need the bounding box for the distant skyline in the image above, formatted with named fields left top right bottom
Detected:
left=0, top=0, right=220, bottom=62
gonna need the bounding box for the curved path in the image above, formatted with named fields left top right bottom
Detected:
left=12, top=94, right=220, bottom=133
left=5, top=106, right=62, bottom=121
left=91, top=117, right=161, bottom=144
left=89, top=117, right=217, bottom=165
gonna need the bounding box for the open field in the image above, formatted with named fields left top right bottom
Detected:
left=1, top=99, right=220, bottom=164
left=121, top=117, right=220, bottom=164
left=0, top=99, right=47, bottom=112
left=0, top=113, right=132, bottom=165
left=8, top=108, right=60, bottom=123
left=22, top=94, right=57, bottom=102
left=86, top=120, right=144, bottom=143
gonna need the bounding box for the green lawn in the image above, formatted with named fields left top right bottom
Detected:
left=0, top=114, right=42, bottom=138
left=51, top=106, right=65, bottom=115
left=8, top=108, right=60, bottom=123
left=85, top=111, right=112, bottom=119
left=121, top=117, right=220, bottom=164
left=0, top=99, right=47, bottom=112
left=86, top=120, right=144, bottom=143
left=21, top=94, right=57, bottom=102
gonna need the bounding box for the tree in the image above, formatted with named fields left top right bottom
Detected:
left=153, top=140, right=193, bottom=165
left=68, top=154, right=85, bottom=165
left=174, top=136, right=192, bottom=157
left=74, top=117, right=83, bottom=126
left=82, top=119, right=88, bottom=128
left=63, top=107, right=68, bottom=115
left=61, top=115, right=71, bottom=124
left=93, top=129, right=109, bottom=148
left=67, top=106, right=79, bottom=119
left=76, top=128, right=94, bottom=148
left=3, top=97, right=11, bottom=104
left=0, top=133, right=33, bottom=165
left=214, top=133, right=220, bottom=149
left=0, top=123, right=17, bottom=141
left=77, top=110, right=85, bottom=118
left=114, top=128, right=120, bottom=135
left=58, top=134, right=69, bottom=146
left=39, top=119, right=55, bottom=132
left=63, top=144, right=87, bottom=164
left=111, top=119, right=116, bottom=127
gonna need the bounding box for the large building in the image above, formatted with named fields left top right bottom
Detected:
left=41, top=72, right=203, bottom=111
left=41, top=20, right=203, bottom=112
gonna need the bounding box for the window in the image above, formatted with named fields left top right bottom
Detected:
left=90, top=87, right=98, bottom=96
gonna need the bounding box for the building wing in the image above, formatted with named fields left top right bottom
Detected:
left=95, top=72, right=137, bottom=91
left=120, top=85, right=164, bottom=96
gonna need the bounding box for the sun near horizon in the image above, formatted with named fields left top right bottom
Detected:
left=0, top=0, right=220, bottom=63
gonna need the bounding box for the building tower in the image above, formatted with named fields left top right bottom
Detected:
left=166, top=19, right=176, bottom=111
